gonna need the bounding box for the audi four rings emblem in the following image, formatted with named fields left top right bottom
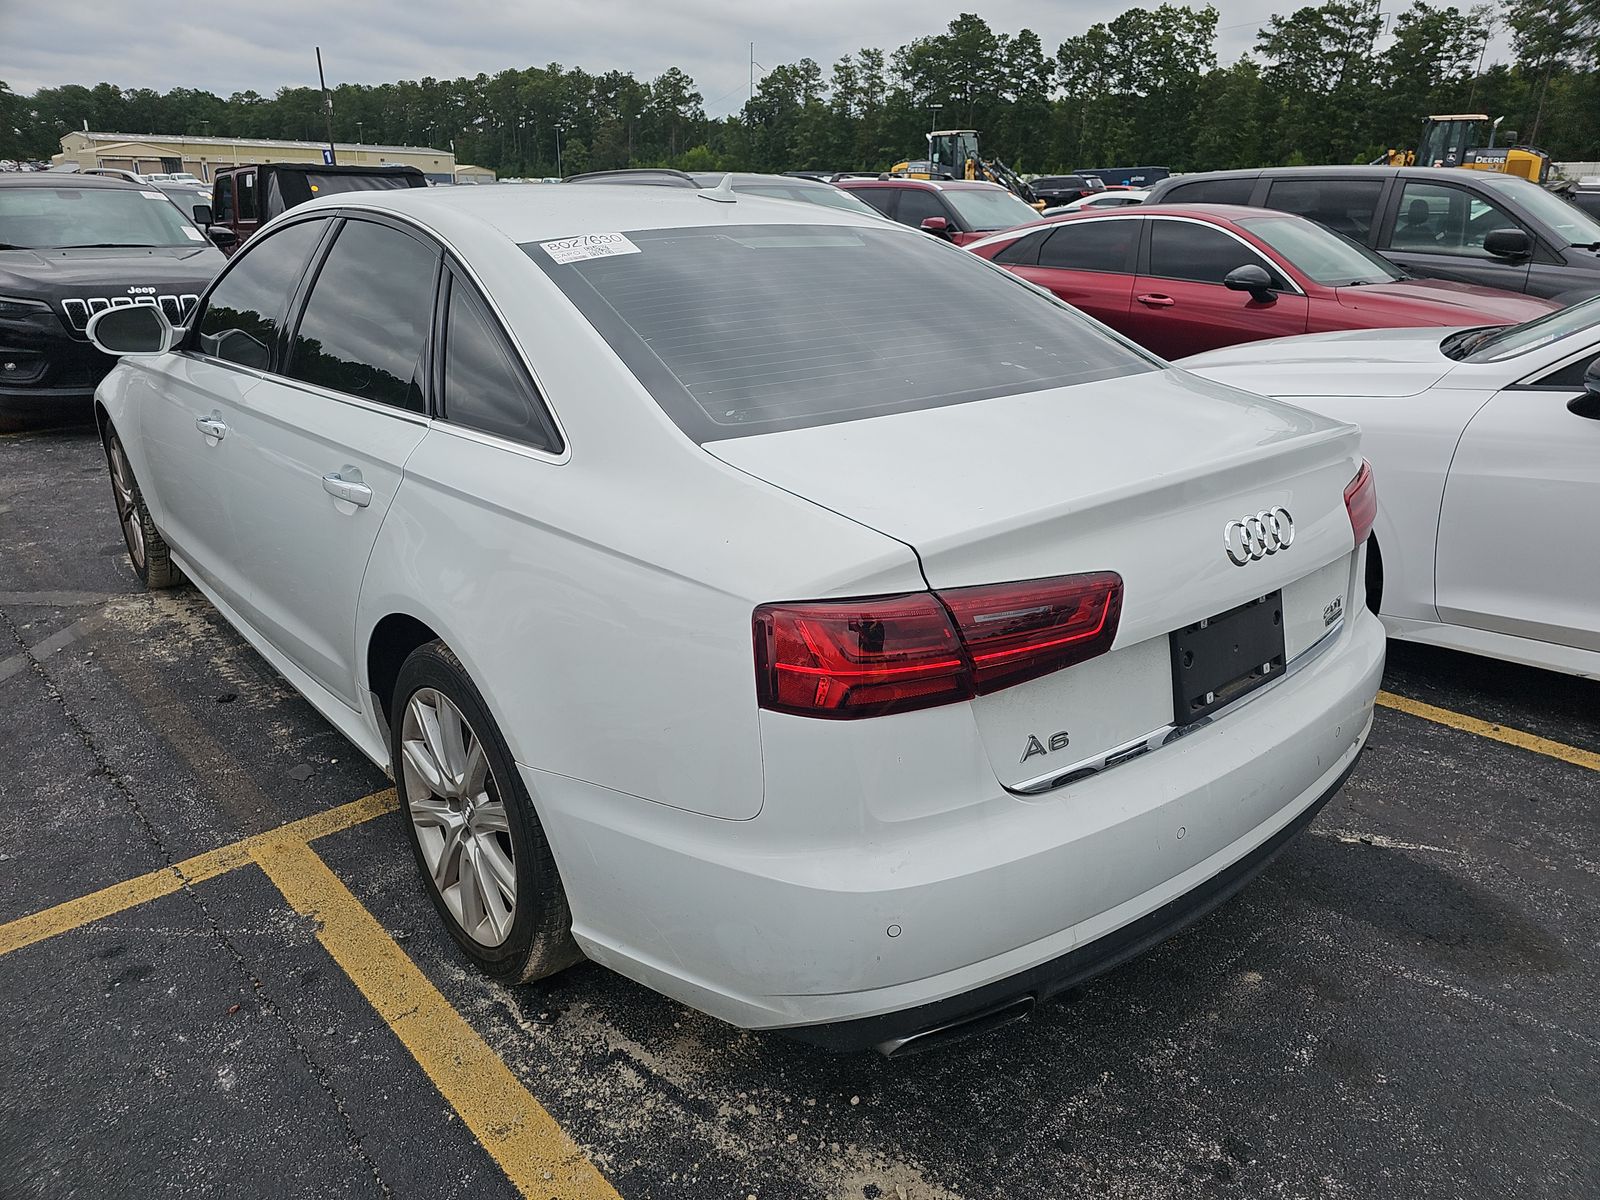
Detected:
left=1224, top=507, right=1294, bottom=566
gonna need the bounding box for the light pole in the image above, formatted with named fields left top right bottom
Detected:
left=357, top=121, right=364, bottom=144
left=555, top=124, right=563, bottom=177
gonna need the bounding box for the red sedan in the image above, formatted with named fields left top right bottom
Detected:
left=967, top=204, right=1559, bottom=358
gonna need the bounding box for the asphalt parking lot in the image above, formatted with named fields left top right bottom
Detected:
left=2, top=424, right=1597, bottom=1200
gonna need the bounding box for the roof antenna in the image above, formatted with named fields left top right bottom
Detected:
left=697, top=173, right=738, bottom=203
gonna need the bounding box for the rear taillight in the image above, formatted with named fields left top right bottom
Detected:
left=940, top=573, right=1123, bottom=694
left=1344, top=459, right=1377, bottom=547
left=753, top=573, right=1123, bottom=719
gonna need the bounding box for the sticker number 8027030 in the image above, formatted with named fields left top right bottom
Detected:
left=539, top=233, right=641, bottom=264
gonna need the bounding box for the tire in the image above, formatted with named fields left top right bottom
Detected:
left=390, top=639, right=581, bottom=983
left=1365, top=534, right=1383, bottom=616
left=103, top=426, right=183, bottom=589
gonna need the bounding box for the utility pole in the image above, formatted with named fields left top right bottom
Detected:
left=1467, top=14, right=1497, bottom=109
left=316, top=47, right=337, bottom=164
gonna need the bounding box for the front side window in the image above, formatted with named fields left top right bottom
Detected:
left=1392, top=182, right=1518, bottom=256
left=1039, top=219, right=1139, bottom=272
left=0, top=186, right=204, bottom=250
left=195, top=218, right=327, bottom=369
left=1263, top=177, right=1385, bottom=240
left=529, top=223, right=1155, bottom=442
left=894, top=188, right=949, bottom=228
left=286, top=219, right=438, bottom=411
left=1147, top=220, right=1283, bottom=287
left=1479, top=174, right=1600, bottom=247
left=441, top=273, right=561, bottom=451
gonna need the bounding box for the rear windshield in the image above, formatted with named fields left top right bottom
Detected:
left=527, top=224, right=1154, bottom=441
left=0, top=186, right=202, bottom=249
left=1237, top=215, right=1401, bottom=285
left=735, top=184, right=876, bottom=215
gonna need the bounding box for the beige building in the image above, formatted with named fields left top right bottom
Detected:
left=53, top=131, right=473, bottom=183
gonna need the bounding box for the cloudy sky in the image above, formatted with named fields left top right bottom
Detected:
left=3, top=0, right=1512, bottom=116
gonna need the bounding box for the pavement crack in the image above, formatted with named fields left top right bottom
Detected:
left=0, top=605, right=395, bottom=1199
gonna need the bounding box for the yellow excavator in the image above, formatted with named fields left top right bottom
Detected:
left=1376, top=114, right=1551, bottom=183
left=891, top=129, right=1044, bottom=207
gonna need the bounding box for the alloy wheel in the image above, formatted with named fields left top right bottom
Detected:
left=400, top=687, right=518, bottom=947
left=107, top=436, right=145, bottom=571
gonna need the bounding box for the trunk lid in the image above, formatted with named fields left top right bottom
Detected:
left=1180, top=326, right=1458, bottom=397
left=710, top=369, right=1363, bottom=789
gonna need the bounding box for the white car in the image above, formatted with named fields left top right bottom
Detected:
left=1183, top=298, right=1600, bottom=677
left=86, top=182, right=1384, bottom=1053
left=1042, top=188, right=1151, bottom=216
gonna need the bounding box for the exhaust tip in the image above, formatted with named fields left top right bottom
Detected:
left=875, top=996, right=1035, bottom=1058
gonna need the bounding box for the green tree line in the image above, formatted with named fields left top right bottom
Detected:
left=3, top=0, right=1596, bottom=177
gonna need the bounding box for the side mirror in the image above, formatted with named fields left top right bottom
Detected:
left=1568, top=359, right=1600, bottom=420
left=192, top=203, right=213, bottom=226
left=1483, top=228, right=1531, bottom=259
left=207, top=224, right=238, bottom=251
left=920, top=216, right=951, bottom=236
left=1224, top=263, right=1276, bottom=303
left=86, top=303, right=177, bottom=356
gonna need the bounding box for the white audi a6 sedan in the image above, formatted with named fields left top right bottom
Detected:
left=1183, top=297, right=1600, bottom=679
left=87, top=182, right=1384, bottom=1054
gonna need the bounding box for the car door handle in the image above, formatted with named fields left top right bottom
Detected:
left=195, top=415, right=227, bottom=439
left=321, top=472, right=373, bottom=508
left=1136, top=293, right=1176, bottom=307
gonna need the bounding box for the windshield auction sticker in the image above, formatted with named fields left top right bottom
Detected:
left=540, top=233, right=640, bottom=264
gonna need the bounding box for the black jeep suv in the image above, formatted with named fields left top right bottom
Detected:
left=0, top=174, right=225, bottom=429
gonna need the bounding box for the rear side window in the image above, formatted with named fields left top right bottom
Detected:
left=529, top=224, right=1154, bottom=441
left=852, top=189, right=897, bottom=219
left=238, top=171, right=258, bottom=221
left=1147, top=220, right=1280, bottom=286
left=1039, top=220, right=1139, bottom=272
left=195, top=218, right=327, bottom=370
left=441, top=272, right=561, bottom=451
left=992, top=229, right=1049, bottom=265
left=1263, top=177, right=1384, bottom=240
left=1160, top=177, right=1256, bottom=205
left=213, top=176, right=234, bottom=224
left=286, top=219, right=439, bottom=411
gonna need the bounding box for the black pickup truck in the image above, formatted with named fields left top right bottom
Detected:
left=0, top=173, right=225, bottom=429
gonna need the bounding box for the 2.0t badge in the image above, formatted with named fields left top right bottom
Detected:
left=1223, top=507, right=1294, bottom=566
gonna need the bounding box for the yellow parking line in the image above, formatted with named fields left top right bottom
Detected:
left=0, top=789, right=396, bottom=957
left=1377, top=691, right=1600, bottom=773
left=253, top=836, right=620, bottom=1200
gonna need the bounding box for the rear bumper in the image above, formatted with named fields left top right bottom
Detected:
left=790, top=752, right=1358, bottom=1053
left=524, top=606, right=1385, bottom=1042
